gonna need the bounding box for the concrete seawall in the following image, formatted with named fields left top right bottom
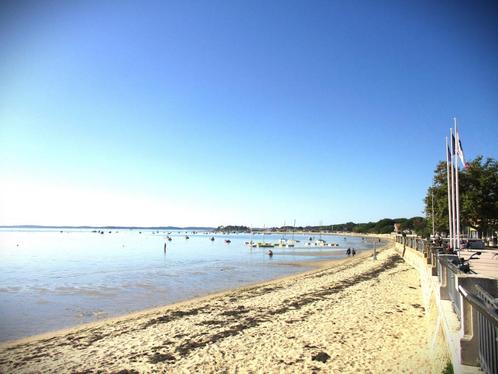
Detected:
left=394, top=241, right=483, bottom=374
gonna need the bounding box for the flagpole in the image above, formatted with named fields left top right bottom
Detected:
left=446, top=136, right=453, bottom=249
left=454, top=118, right=461, bottom=250
left=450, top=128, right=457, bottom=250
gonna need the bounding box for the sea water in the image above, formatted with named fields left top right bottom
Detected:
left=0, top=229, right=380, bottom=341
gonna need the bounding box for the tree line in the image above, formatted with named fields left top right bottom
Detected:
left=424, top=156, right=498, bottom=239
left=216, top=218, right=429, bottom=236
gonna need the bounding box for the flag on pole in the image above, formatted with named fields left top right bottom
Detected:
left=453, top=121, right=461, bottom=251
left=456, top=130, right=467, bottom=167
left=445, top=136, right=453, bottom=249
left=451, top=133, right=456, bottom=156
left=450, top=128, right=457, bottom=250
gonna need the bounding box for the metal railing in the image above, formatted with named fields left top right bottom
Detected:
left=447, top=262, right=461, bottom=317
left=394, top=235, right=429, bottom=254
left=438, top=255, right=462, bottom=318
left=395, top=234, right=437, bottom=272
left=396, top=233, right=498, bottom=371
left=459, top=285, right=498, bottom=374
left=430, top=246, right=442, bottom=275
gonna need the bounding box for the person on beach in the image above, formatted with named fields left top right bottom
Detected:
left=346, top=248, right=351, bottom=256
left=164, top=242, right=167, bottom=253
left=352, top=249, right=356, bottom=256
left=268, top=249, right=273, bottom=257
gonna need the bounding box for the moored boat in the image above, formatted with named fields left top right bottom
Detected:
left=257, top=242, right=274, bottom=248
left=305, top=239, right=339, bottom=247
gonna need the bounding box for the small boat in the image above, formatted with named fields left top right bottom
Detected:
left=257, top=242, right=274, bottom=248
left=274, top=239, right=287, bottom=248
left=225, top=239, right=231, bottom=244
left=285, top=239, right=296, bottom=248
left=210, top=237, right=215, bottom=241
left=306, top=239, right=337, bottom=247
left=167, top=236, right=172, bottom=241
left=185, top=235, right=189, bottom=239
left=274, top=239, right=295, bottom=248
left=258, top=225, right=274, bottom=248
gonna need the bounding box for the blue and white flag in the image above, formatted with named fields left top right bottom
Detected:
left=456, top=131, right=467, bottom=168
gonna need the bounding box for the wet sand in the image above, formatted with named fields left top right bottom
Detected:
left=0, top=243, right=440, bottom=373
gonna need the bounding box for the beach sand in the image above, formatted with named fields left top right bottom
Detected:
left=0, top=244, right=444, bottom=373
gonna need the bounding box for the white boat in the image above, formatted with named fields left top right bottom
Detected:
left=274, top=239, right=296, bottom=248
left=305, top=239, right=339, bottom=247
left=285, top=239, right=296, bottom=248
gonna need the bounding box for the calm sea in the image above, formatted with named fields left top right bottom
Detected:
left=0, top=229, right=380, bottom=341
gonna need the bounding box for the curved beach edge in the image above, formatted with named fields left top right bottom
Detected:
left=0, top=238, right=445, bottom=373
left=0, top=240, right=390, bottom=349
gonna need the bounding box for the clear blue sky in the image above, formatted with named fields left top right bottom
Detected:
left=0, top=0, right=497, bottom=227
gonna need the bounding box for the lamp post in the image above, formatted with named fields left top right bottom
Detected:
left=431, top=187, right=435, bottom=237
left=402, top=232, right=407, bottom=257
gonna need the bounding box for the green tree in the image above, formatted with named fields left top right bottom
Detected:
left=424, top=162, right=451, bottom=234
left=425, top=156, right=498, bottom=238
left=460, top=157, right=498, bottom=237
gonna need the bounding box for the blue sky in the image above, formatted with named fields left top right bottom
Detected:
left=0, top=0, right=497, bottom=227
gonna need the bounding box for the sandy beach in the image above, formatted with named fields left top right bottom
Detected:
left=0, top=243, right=446, bottom=373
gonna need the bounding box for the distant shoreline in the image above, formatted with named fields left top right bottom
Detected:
left=0, top=226, right=393, bottom=240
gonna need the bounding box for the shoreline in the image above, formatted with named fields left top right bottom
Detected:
left=0, top=233, right=386, bottom=344
left=0, top=241, right=388, bottom=349
left=0, top=240, right=439, bottom=373
left=1, top=240, right=438, bottom=373
left=0, top=235, right=388, bottom=348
